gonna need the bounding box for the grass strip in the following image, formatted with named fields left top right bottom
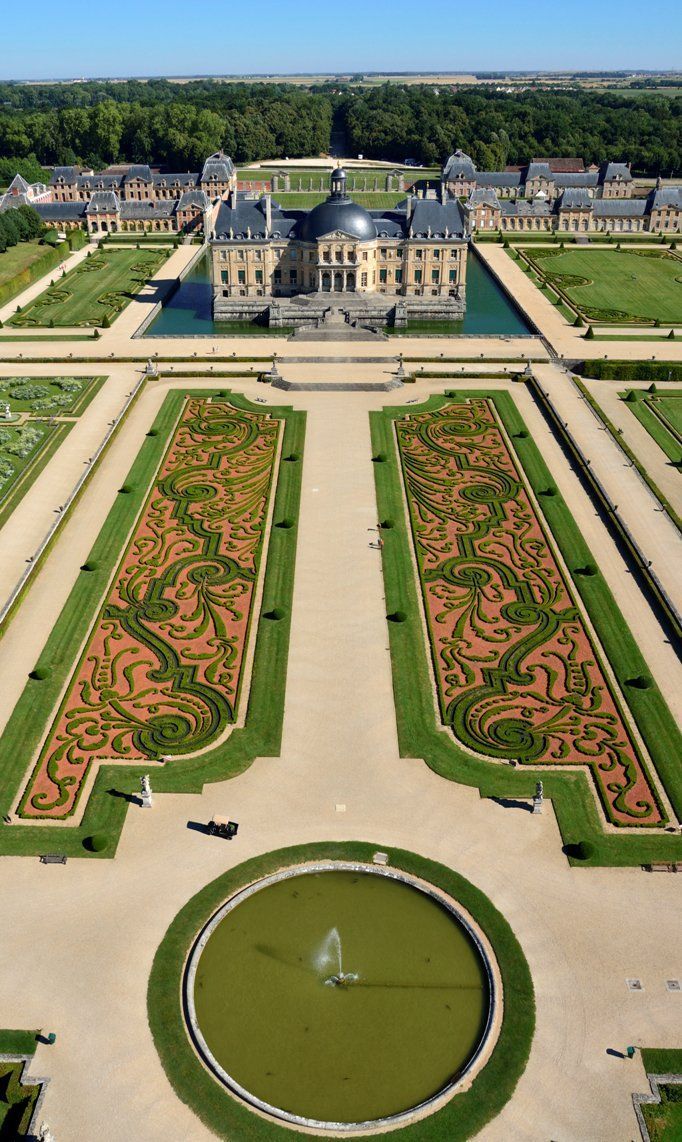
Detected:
left=573, top=379, right=681, bottom=530
left=148, top=842, right=534, bottom=1142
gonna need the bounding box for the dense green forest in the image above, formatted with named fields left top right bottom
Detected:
left=0, top=79, right=678, bottom=174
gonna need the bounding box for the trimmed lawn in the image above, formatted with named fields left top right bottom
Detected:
left=623, top=390, right=682, bottom=464
left=522, top=248, right=682, bottom=324
left=10, top=247, right=167, bottom=328
left=0, top=241, right=50, bottom=290
left=371, top=390, right=682, bottom=866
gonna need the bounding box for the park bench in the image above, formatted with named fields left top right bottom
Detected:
left=643, top=862, right=680, bottom=873
left=39, top=853, right=67, bottom=865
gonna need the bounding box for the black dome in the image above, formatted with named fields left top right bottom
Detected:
left=299, top=198, right=377, bottom=242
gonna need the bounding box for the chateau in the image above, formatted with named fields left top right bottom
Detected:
left=0, top=147, right=679, bottom=327
left=209, top=166, right=468, bottom=327
left=448, top=152, right=682, bottom=234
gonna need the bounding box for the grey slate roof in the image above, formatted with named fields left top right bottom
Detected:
left=152, top=172, right=198, bottom=188
left=7, top=174, right=30, bottom=194
left=558, top=189, right=594, bottom=209
left=467, top=188, right=501, bottom=209
left=120, top=199, right=176, bottom=219
left=501, top=200, right=552, bottom=216
left=649, top=186, right=682, bottom=210
left=201, top=152, right=235, bottom=182
left=50, top=166, right=78, bottom=184
left=477, top=171, right=522, bottom=188
left=77, top=174, right=123, bottom=190
left=525, top=163, right=554, bottom=180
left=213, top=195, right=299, bottom=240
left=409, top=197, right=465, bottom=237
left=442, top=150, right=477, bottom=180
left=601, top=162, right=632, bottom=183
left=593, top=198, right=647, bottom=217
left=0, top=192, right=30, bottom=211
left=86, top=190, right=120, bottom=213
left=177, top=189, right=209, bottom=210
left=125, top=165, right=153, bottom=182
left=554, top=173, right=599, bottom=188
left=35, top=202, right=87, bottom=220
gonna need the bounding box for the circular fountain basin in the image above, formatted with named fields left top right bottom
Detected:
left=185, top=862, right=496, bottom=1130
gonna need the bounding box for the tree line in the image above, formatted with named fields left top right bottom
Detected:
left=0, top=204, right=44, bottom=253
left=0, top=80, right=678, bottom=175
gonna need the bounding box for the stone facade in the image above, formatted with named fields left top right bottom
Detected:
left=210, top=168, right=468, bottom=326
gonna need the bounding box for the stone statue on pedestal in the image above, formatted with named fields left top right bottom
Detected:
left=532, top=780, right=544, bottom=814
left=140, top=773, right=153, bottom=808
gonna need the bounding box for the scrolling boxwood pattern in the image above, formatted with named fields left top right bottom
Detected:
left=396, top=399, right=665, bottom=827
left=19, top=399, right=280, bottom=819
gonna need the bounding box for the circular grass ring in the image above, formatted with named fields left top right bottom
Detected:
left=147, top=843, right=534, bottom=1142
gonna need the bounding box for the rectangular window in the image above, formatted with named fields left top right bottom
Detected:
left=414, top=269, right=422, bottom=284
left=450, top=249, right=458, bottom=258
left=238, top=250, right=245, bottom=260
left=395, top=268, right=403, bottom=284
left=238, top=270, right=246, bottom=284
left=379, top=268, right=387, bottom=284
left=449, top=269, right=457, bottom=283
left=431, top=269, right=440, bottom=284
left=274, top=271, right=282, bottom=283
left=290, top=249, right=297, bottom=261
left=416, top=249, right=423, bottom=259
left=397, top=248, right=403, bottom=258
left=289, top=271, right=297, bottom=284
left=380, top=247, right=387, bottom=257
left=361, top=272, right=368, bottom=286
left=220, top=270, right=228, bottom=283
left=255, top=270, right=263, bottom=284
left=362, top=252, right=368, bottom=261
left=255, top=250, right=262, bottom=261
left=433, top=248, right=440, bottom=259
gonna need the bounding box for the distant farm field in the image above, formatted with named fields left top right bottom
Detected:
left=10, top=247, right=166, bottom=327
left=525, top=247, right=682, bottom=324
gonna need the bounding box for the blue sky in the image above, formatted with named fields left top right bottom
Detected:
left=2, top=0, right=680, bottom=80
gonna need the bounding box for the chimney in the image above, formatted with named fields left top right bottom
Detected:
left=406, top=196, right=414, bottom=223
left=264, top=192, right=272, bottom=234
left=230, top=184, right=239, bottom=210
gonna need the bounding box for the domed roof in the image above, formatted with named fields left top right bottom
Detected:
left=298, top=166, right=376, bottom=242
left=299, top=198, right=377, bottom=242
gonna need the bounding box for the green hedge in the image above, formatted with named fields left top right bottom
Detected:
left=575, top=360, right=682, bottom=382
left=0, top=241, right=63, bottom=308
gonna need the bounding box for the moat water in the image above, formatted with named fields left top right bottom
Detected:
left=145, top=250, right=532, bottom=337
left=189, top=869, right=490, bottom=1125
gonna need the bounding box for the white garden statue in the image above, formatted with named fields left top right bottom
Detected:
left=140, top=773, right=153, bottom=808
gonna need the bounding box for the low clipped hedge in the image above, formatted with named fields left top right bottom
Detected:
left=0, top=241, right=63, bottom=308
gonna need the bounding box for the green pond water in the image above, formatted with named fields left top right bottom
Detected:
left=145, top=250, right=531, bottom=337
left=191, top=869, right=490, bottom=1124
